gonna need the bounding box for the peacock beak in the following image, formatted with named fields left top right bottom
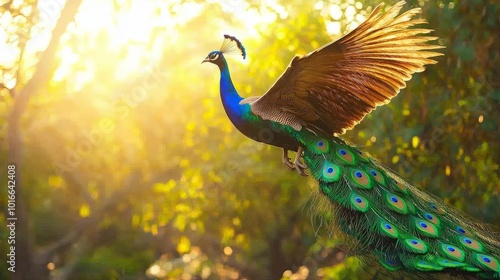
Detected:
left=201, top=58, right=210, bottom=64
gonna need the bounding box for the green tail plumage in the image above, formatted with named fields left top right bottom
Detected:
left=203, top=1, right=499, bottom=277
left=298, top=132, right=500, bottom=279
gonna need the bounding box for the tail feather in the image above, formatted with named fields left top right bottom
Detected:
left=298, top=133, right=500, bottom=279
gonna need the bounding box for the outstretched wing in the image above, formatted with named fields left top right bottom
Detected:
left=248, top=1, right=443, bottom=135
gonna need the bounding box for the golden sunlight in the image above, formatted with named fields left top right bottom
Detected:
left=1, top=0, right=368, bottom=94
left=52, top=0, right=194, bottom=85
left=33, top=0, right=301, bottom=91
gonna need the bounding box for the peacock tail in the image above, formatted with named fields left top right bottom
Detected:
left=202, top=0, right=500, bottom=278
left=296, top=131, right=500, bottom=279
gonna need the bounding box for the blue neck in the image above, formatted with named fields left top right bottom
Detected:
left=218, top=58, right=245, bottom=122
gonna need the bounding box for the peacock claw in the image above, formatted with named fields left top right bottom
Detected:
left=282, top=149, right=295, bottom=170
left=293, top=146, right=308, bottom=177
left=282, top=148, right=308, bottom=176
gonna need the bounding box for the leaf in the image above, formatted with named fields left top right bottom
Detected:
left=176, top=236, right=191, bottom=254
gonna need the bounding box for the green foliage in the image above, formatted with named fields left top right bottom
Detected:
left=354, top=0, right=500, bottom=224
left=0, top=0, right=497, bottom=279
left=320, top=256, right=363, bottom=280
left=74, top=246, right=153, bottom=280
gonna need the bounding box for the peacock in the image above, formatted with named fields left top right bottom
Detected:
left=202, top=1, right=499, bottom=279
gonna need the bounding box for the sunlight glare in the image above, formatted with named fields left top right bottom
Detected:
left=0, top=9, right=12, bottom=25
left=208, top=0, right=244, bottom=12
left=11, top=0, right=368, bottom=93
left=2, top=72, right=16, bottom=89
left=355, top=13, right=366, bottom=24
left=49, top=0, right=205, bottom=88
left=46, top=262, right=55, bottom=270
left=329, top=4, right=342, bottom=20
left=210, top=0, right=289, bottom=42
left=53, top=46, right=79, bottom=82
left=345, top=5, right=356, bottom=21
left=314, top=1, right=324, bottom=10
left=73, top=0, right=114, bottom=35
left=198, top=0, right=292, bottom=68
left=265, top=0, right=289, bottom=19
left=346, top=20, right=360, bottom=32
left=0, top=43, right=18, bottom=69
left=326, top=21, right=341, bottom=35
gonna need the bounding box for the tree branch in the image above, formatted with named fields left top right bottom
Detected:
left=36, top=171, right=142, bottom=265
left=35, top=169, right=180, bottom=277
left=7, top=2, right=83, bottom=279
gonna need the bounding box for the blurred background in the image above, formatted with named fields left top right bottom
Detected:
left=0, top=0, right=498, bottom=279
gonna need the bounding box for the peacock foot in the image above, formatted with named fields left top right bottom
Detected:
left=294, top=146, right=308, bottom=177
left=282, top=147, right=308, bottom=177
left=282, top=149, right=295, bottom=170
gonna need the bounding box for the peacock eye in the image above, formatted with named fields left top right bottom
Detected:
left=210, top=53, right=218, bottom=60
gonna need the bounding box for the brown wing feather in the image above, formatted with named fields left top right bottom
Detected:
left=250, top=1, right=443, bottom=135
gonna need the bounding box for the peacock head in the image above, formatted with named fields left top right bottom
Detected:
left=202, top=34, right=246, bottom=67
left=202, top=51, right=224, bottom=65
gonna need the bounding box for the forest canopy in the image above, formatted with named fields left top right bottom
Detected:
left=0, top=0, right=498, bottom=279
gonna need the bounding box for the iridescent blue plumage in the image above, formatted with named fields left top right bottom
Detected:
left=214, top=53, right=246, bottom=123
left=203, top=45, right=302, bottom=154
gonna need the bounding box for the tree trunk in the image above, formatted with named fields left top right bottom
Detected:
left=7, top=1, right=83, bottom=279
